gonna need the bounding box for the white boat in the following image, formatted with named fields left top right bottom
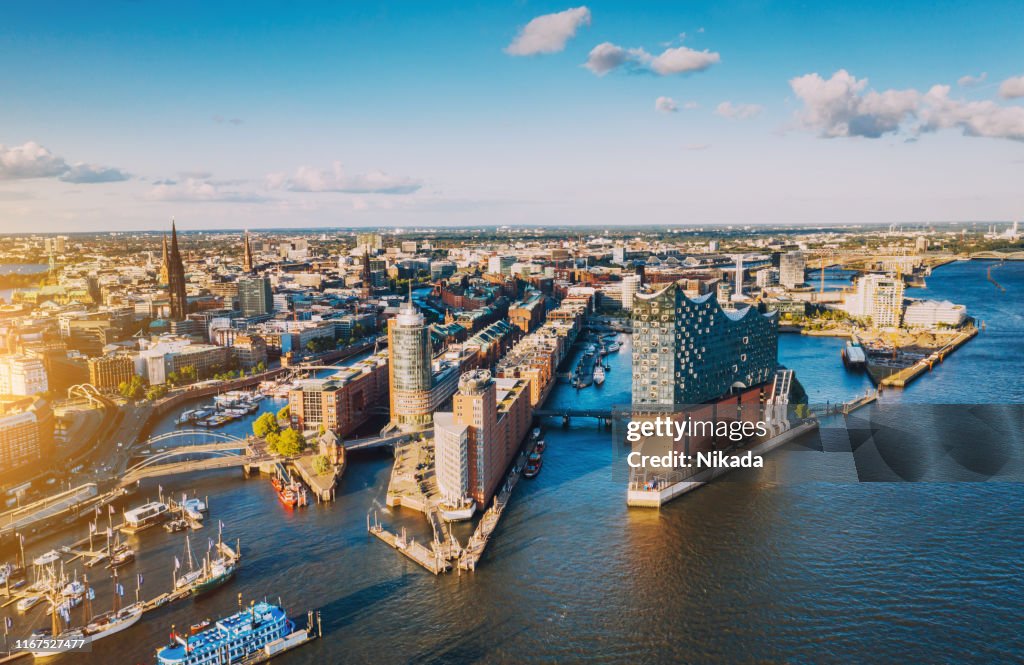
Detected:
left=33, top=605, right=145, bottom=659
left=439, top=500, right=476, bottom=522
left=593, top=366, right=606, bottom=386
left=33, top=550, right=61, bottom=567
left=606, top=341, right=620, bottom=353
left=123, top=501, right=169, bottom=533
left=62, top=579, right=86, bottom=599
left=16, top=595, right=42, bottom=612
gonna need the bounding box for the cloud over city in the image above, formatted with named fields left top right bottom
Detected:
left=0, top=141, right=130, bottom=183
left=585, top=42, right=720, bottom=76
left=790, top=70, right=1024, bottom=142
left=506, top=6, right=591, bottom=56
left=266, top=163, right=422, bottom=195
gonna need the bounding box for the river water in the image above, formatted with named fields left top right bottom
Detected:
left=12, top=260, right=1024, bottom=663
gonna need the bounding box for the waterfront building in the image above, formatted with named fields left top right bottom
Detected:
left=231, top=333, right=268, bottom=370
left=508, top=291, right=545, bottom=334
left=631, top=283, right=778, bottom=406
left=756, top=268, right=777, bottom=289
left=779, top=251, right=806, bottom=289
left=388, top=297, right=433, bottom=428
left=238, top=277, right=273, bottom=318
left=143, top=342, right=231, bottom=385
left=0, top=355, right=48, bottom=396
left=0, top=395, right=54, bottom=472
left=289, top=349, right=389, bottom=437
left=621, top=274, right=641, bottom=311
left=903, top=300, right=967, bottom=328
left=843, top=273, right=905, bottom=328
left=87, top=354, right=135, bottom=392
left=434, top=369, right=532, bottom=509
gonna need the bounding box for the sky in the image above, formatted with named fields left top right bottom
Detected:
left=1, top=0, right=1023, bottom=232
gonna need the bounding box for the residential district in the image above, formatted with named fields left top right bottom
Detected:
left=0, top=220, right=1018, bottom=659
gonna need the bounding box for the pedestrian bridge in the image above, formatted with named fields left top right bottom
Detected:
left=119, top=430, right=265, bottom=486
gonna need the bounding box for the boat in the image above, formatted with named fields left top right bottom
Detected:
left=190, top=619, right=211, bottom=634
left=531, top=427, right=541, bottom=440
left=277, top=486, right=299, bottom=508
left=33, top=550, right=61, bottom=567
left=523, top=451, right=543, bottom=479
left=842, top=341, right=867, bottom=370
left=62, top=578, right=86, bottom=599
left=164, top=518, right=189, bottom=533
left=593, top=365, right=606, bottom=386
left=107, top=546, right=135, bottom=569
left=535, top=439, right=546, bottom=453
left=181, top=497, right=206, bottom=520
left=190, top=557, right=237, bottom=597
left=156, top=601, right=294, bottom=665
left=438, top=499, right=477, bottom=521
left=606, top=341, right=620, bottom=353
left=17, top=595, right=43, bottom=612
left=122, top=501, right=169, bottom=533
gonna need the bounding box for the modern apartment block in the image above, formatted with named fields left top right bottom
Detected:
left=779, top=251, right=806, bottom=289
left=631, top=283, right=778, bottom=407
left=288, top=349, right=389, bottom=437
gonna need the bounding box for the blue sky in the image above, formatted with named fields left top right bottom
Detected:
left=1, top=0, right=1023, bottom=231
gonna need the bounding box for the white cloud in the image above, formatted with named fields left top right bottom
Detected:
left=506, top=6, right=591, bottom=56
left=790, top=70, right=920, bottom=138
left=585, top=42, right=720, bottom=77
left=268, top=162, right=422, bottom=194
left=583, top=42, right=635, bottom=75
left=655, top=96, right=678, bottom=113
left=147, top=178, right=267, bottom=203
left=648, top=46, right=720, bottom=75
left=715, top=101, right=763, bottom=120
left=958, top=72, right=987, bottom=88
left=999, top=75, right=1024, bottom=99
left=791, top=70, right=1024, bottom=142
left=0, top=141, right=130, bottom=183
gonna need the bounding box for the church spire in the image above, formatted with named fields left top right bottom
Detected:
left=242, top=230, right=254, bottom=273
left=166, top=218, right=188, bottom=321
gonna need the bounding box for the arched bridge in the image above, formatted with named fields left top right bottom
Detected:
left=119, top=430, right=267, bottom=486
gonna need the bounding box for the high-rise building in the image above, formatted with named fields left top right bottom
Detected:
left=843, top=274, right=905, bottom=328
left=387, top=296, right=433, bottom=427
left=238, top=277, right=273, bottom=318
left=356, top=232, right=384, bottom=252
left=0, top=395, right=54, bottom=472
left=621, top=274, right=641, bottom=311
left=487, top=255, right=516, bottom=276
left=734, top=254, right=745, bottom=298
left=434, top=370, right=532, bottom=511
left=779, top=251, right=806, bottom=289
left=631, top=283, right=778, bottom=406
left=166, top=221, right=188, bottom=321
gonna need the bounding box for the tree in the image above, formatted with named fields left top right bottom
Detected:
left=277, top=405, right=290, bottom=421
left=256, top=361, right=266, bottom=373
left=180, top=365, right=197, bottom=383
left=167, top=371, right=181, bottom=386
left=313, top=455, right=332, bottom=475
left=276, top=428, right=306, bottom=456
left=253, top=411, right=281, bottom=438
left=118, top=375, right=145, bottom=400
left=146, top=384, right=168, bottom=401
left=265, top=430, right=281, bottom=453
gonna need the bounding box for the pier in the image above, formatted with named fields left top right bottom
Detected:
left=821, top=389, right=879, bottom=416
left=367, top=515, right=450, bottom=575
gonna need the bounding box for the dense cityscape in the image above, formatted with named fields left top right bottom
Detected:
left=3, top=0, right=1024, bottom=662
left=0, top=219, right=1020, bottom=660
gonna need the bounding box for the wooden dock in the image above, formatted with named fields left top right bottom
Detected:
left=367, top=516, right=450, bottom=575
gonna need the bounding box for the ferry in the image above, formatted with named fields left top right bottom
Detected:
left=842, top=341, right=867, bottom=370
left=523, top=452, right=543, bottom=479
left=593, top=365, right=606, bottom=386
left=123, top=501, right=169, bottom=533
left=156, top=601, right=294, bottom=665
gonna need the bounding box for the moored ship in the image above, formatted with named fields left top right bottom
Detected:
left=156, top=601, right=295, bottom=665
left=123, top=501, right=169, bottom=533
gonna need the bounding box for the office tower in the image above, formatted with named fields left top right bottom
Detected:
left=242, top=230, right=254, bottom=273
left=844, top=274, right=905, bottom=328
left=487, top=256, right=516, bottom=276
left=167, top=221, right=188, bottom=321
left=621, top=274, right=641, bottom=311
left=779, top=251, right=806, bottom=289
left=631, top=283, right=778, bottom=406
left=238, top=276, right=273, bottom=318
left=387, top=295, right=433, bottom=427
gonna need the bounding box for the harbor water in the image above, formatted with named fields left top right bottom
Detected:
left=7, top=260, right=1024, bottom=663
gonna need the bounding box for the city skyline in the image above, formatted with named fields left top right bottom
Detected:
left=2, top=1, right=1024, bottom=232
